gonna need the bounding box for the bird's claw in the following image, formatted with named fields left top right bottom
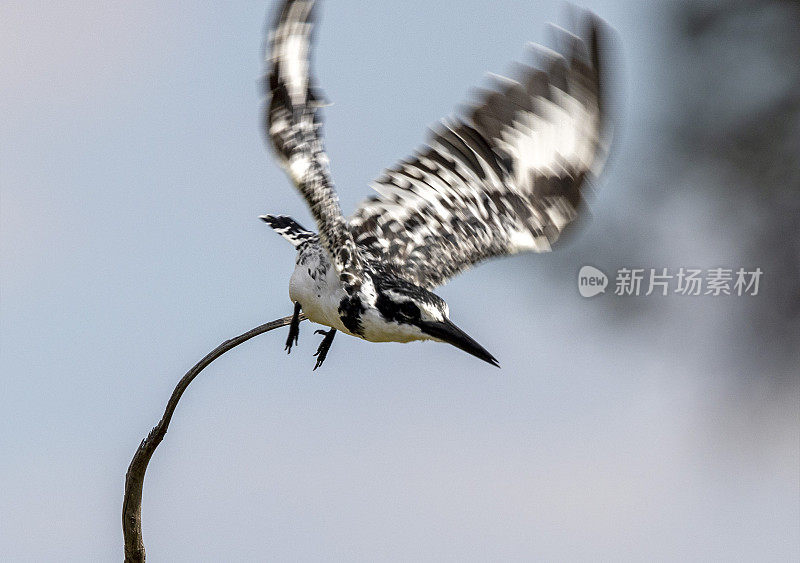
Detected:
left=284, top=333, right=298, bottom=354
left=312, top=328, right=336, bottom=370
left=286, top=302, right=301, bottom=354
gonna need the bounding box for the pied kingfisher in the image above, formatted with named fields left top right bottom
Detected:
left=261, top=0, right=612, bottom=369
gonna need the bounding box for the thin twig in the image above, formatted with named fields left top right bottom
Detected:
left=122, top=313, right=306, bottom=562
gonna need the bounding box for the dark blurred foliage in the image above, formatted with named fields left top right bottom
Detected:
left=523, top=0, right=800, bottom=385
left=673, top=0, right=800, bottom=380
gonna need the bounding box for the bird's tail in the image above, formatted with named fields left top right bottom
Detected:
left=260, top=215, right=318, bottom=248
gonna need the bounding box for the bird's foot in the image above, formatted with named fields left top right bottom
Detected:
left=285, top=302, right=301, bottom=353
left=313, top=328, right=336, bottom=370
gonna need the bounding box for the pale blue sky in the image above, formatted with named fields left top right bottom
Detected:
left=1, top=1, right=798, bottom=560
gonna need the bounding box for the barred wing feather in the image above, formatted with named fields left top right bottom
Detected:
left=265, top=0, right=364, bottom=290
left=349, top=17, right=611, bottom=289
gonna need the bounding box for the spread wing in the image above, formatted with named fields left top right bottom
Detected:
left=349, top=17, right=611, bottom=289
left=264, top=0, right=364, bottom=291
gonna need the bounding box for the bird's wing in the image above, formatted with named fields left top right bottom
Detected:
left=265, top=0, right=364, bottom=291
left=349, top=17, right=611, bottom=289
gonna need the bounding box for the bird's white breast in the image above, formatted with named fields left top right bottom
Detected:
left=288, top=244, right=351, bottom=334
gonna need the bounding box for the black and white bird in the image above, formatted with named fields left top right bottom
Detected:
left=261, top=0, right=611, bottom=369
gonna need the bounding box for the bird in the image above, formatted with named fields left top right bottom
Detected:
left=260, top=0, right=611, bottom=369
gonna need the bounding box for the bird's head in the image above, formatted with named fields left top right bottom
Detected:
left=369, top=275, right=499, bottom=367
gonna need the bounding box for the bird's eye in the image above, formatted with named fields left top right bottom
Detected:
left=400, top=302, right=420, bottom=319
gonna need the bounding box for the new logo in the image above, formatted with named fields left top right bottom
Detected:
left=578, top=266, right=608, bottom=297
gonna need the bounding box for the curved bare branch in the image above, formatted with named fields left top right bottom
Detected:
left=123, top=313, right=306, bottom=562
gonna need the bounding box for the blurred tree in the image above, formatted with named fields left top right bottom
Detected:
left=674, top=0, right=800, bottom=381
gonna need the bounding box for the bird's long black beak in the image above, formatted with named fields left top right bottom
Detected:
left=420, top=319, right=500, bottom=367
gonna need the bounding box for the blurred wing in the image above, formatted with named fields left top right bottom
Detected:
left=265, top=0, right=364, bottom=290
left=349, top=17, right=611, bottom=289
